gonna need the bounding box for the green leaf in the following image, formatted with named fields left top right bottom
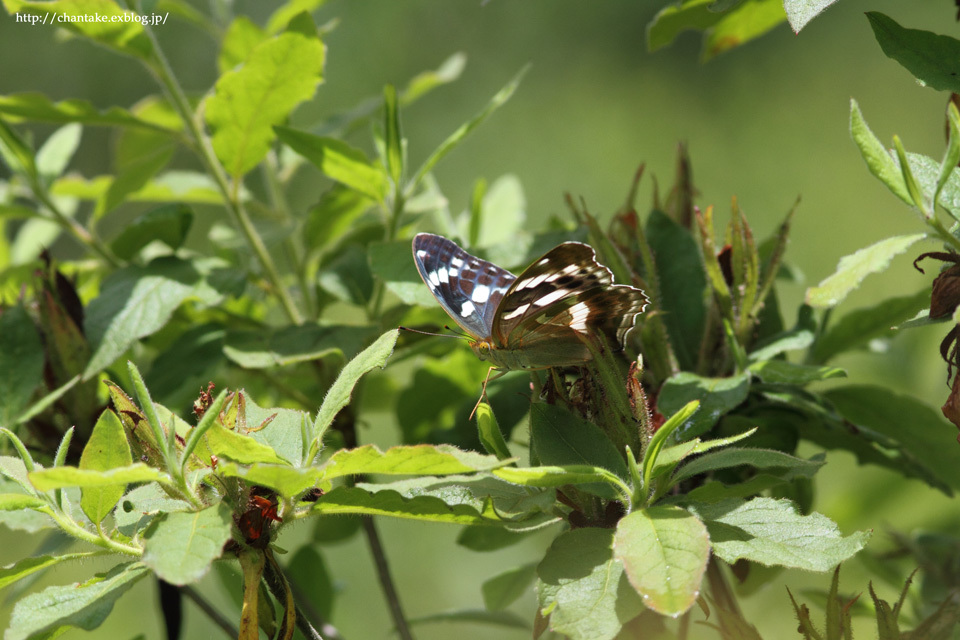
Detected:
left=850, top=99, right=912, bottom=206
left=903, top=150, right=960, bottom=221
left=784, top=0, right=840, bottom=33
left=657, top=372, right=750, bottom=440
left=690, top=497, right=871, bottom=569
left=401, top=51, right=467, bottom=105
left=0, top=493, right=46, bottom=511
left=406, top=609, right=529, bottom=630
left=312, top=330, right=398, bottom=445
left=457, top=525, right=531, bottom=552
left=218, top=15, right=267, bottom=73
left=613, top=506, right=710, bottom=616
left=475, top=403, right=512, bottom=460
left=747, top=360, right=845, bottom=384
left=866, top=12, right=960, bottom=94
left=142, top=502, right=233, bottom=585
left=217, top=462, right=317, bottom=499
left=0, top=118, right=36, bottom=177
left=205, top=29, right=325, bottom=177
left=811, top=290, right=929, bottom=363
left=79, top=410, right=133, bottom=524
left=109, top=204, right=193, bottom=261
left=805, top=233, right=926, bottom=309
left=0, top=551, right=108, bottom=591
left=938, top=104, right=960, bottom=205
left=529, top=403, right=628, bottom=499
left=114, top=483, right=191, bottom=536
left=309, top=486, right=497, bottom=525
left=647, top=209, right=707, bottom=370
left=702, top=0, right=785, bottom=61
left=642, top=400, right=702, bottom=488
left=83, top=256, right=239, bottom=378
left=493, top=465, right=628, bottom=501
left=482, top=563, right=537, bottom=611
left=275, top=127, right=388, bottom=201
left=28, top=464, right=169, bottom=491
left=538, top=528, right=643, bottom=640
left=35, top=123, right=82, bottom=183
left=411, top=66, right=526, bottom=188
left=824, top=385, right=960, bottom=491
left=647, top=0, right=720, bottom=52
left=6, top=561, right=149, bottom=640
left=223, top=324, right=372, bottom=369
left=317, top=245, right=375, bottom=305
left=383, top=84, right=403, bottom=187
left=320, top=444, right=506, bottom=480
left=649, top=428, right=757, bottom=482
left=52, top=171, right=230, bottom=205
left=0, top=304, right=44, bottom=426
left=368, top=239, right=436, bottom=305
left=2, top=0, right=153, bottom=60
left=358, top=474, right=555, bottom=522
left=0, top=93, right=175, bottom=131
left=672, top=448, right=825, bottom=485
left=204, top=423, right=290, bottom=466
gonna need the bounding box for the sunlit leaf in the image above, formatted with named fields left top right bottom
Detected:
left=614, top=506, right=710, bottom=616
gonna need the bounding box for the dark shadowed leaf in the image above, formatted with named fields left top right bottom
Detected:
left=866, top=12, right=960, bottom=94
left=6, top=562, right=148, bottom=640
left=538, top=528, right=643, bottom=640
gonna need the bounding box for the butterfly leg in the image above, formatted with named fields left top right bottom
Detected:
left=469, top=366, right=505, bottom=420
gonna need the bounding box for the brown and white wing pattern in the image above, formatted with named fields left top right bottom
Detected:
left=490, top=242, right=648, bottom=367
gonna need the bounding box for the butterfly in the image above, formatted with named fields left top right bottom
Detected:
left=412, top=233, right=648, bottom=371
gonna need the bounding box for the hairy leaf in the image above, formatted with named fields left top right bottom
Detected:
left=78, top=409, right=132, bottom=524
left=142, top=502, right=233, bottom=585
left=206, top=28, right=324, bottom=176
left=614, top=506, right=710, bottom=615
left=6, top=561, right=149, bottom=640
left=689, top=497, right=871, bottom=570
left=805, top=234, right=926, bottom=309
left=538, top=528, right=643, bottom=640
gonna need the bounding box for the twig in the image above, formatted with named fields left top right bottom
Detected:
left=362, top=516, right=415, bottom=640
left=180, top=584, right=238, bottom=639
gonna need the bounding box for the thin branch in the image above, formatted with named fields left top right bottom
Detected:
left=180, top=585, right=238, bottom=639
left=362, top=516, right=415, bottom=640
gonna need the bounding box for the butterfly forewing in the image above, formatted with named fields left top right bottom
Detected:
left=412, top=233, right=516, bottom=339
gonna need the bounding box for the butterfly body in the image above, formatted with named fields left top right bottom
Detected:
left=412, top=233, right=647, bottom=371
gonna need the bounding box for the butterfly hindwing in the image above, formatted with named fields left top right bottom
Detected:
left=412, top=233, right=516, bottom=339
left=493, top=242, right=648, bottom=361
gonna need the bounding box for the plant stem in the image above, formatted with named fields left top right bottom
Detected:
left=180, top=584, right=239, bottom=639
left=44, top=508, right=141, bottom=556
left=362, top=515, right=415, bottom=640
left=705, top=557, right=742, bottom=618
left=30, top=181, right=120, bottom=267
left=284, top=567, right=347, bottom=640
left=140, top=19, right=304, bottom=325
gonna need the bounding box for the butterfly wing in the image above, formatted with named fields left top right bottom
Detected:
left=491, top=242, right=647, bottom=366
left=412, top=233, right=516, bottom=339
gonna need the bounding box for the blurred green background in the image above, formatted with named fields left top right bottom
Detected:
left=0, top=1, right=956, bottom=638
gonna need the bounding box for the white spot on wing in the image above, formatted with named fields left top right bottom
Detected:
left=569, top=301, right=591, bottom=333
left=518, top=273, right=549, bottom=290
left=472, top=284, right=490, bottom=303
left=502, top=303, right=530, bottom=320
left=460, top=300, right=476, bottom=317
left=451, top=257, right=464, bottom=267
left=428, top=271, right=440, bottom=287
left=416, top=249, right=427, bottom=258
left=437, top=267, right=449, bottom=284
left=533, top=288, right=571, bottom=307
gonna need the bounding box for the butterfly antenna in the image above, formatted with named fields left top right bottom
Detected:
left=398, top=326, right=471, bottom=342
